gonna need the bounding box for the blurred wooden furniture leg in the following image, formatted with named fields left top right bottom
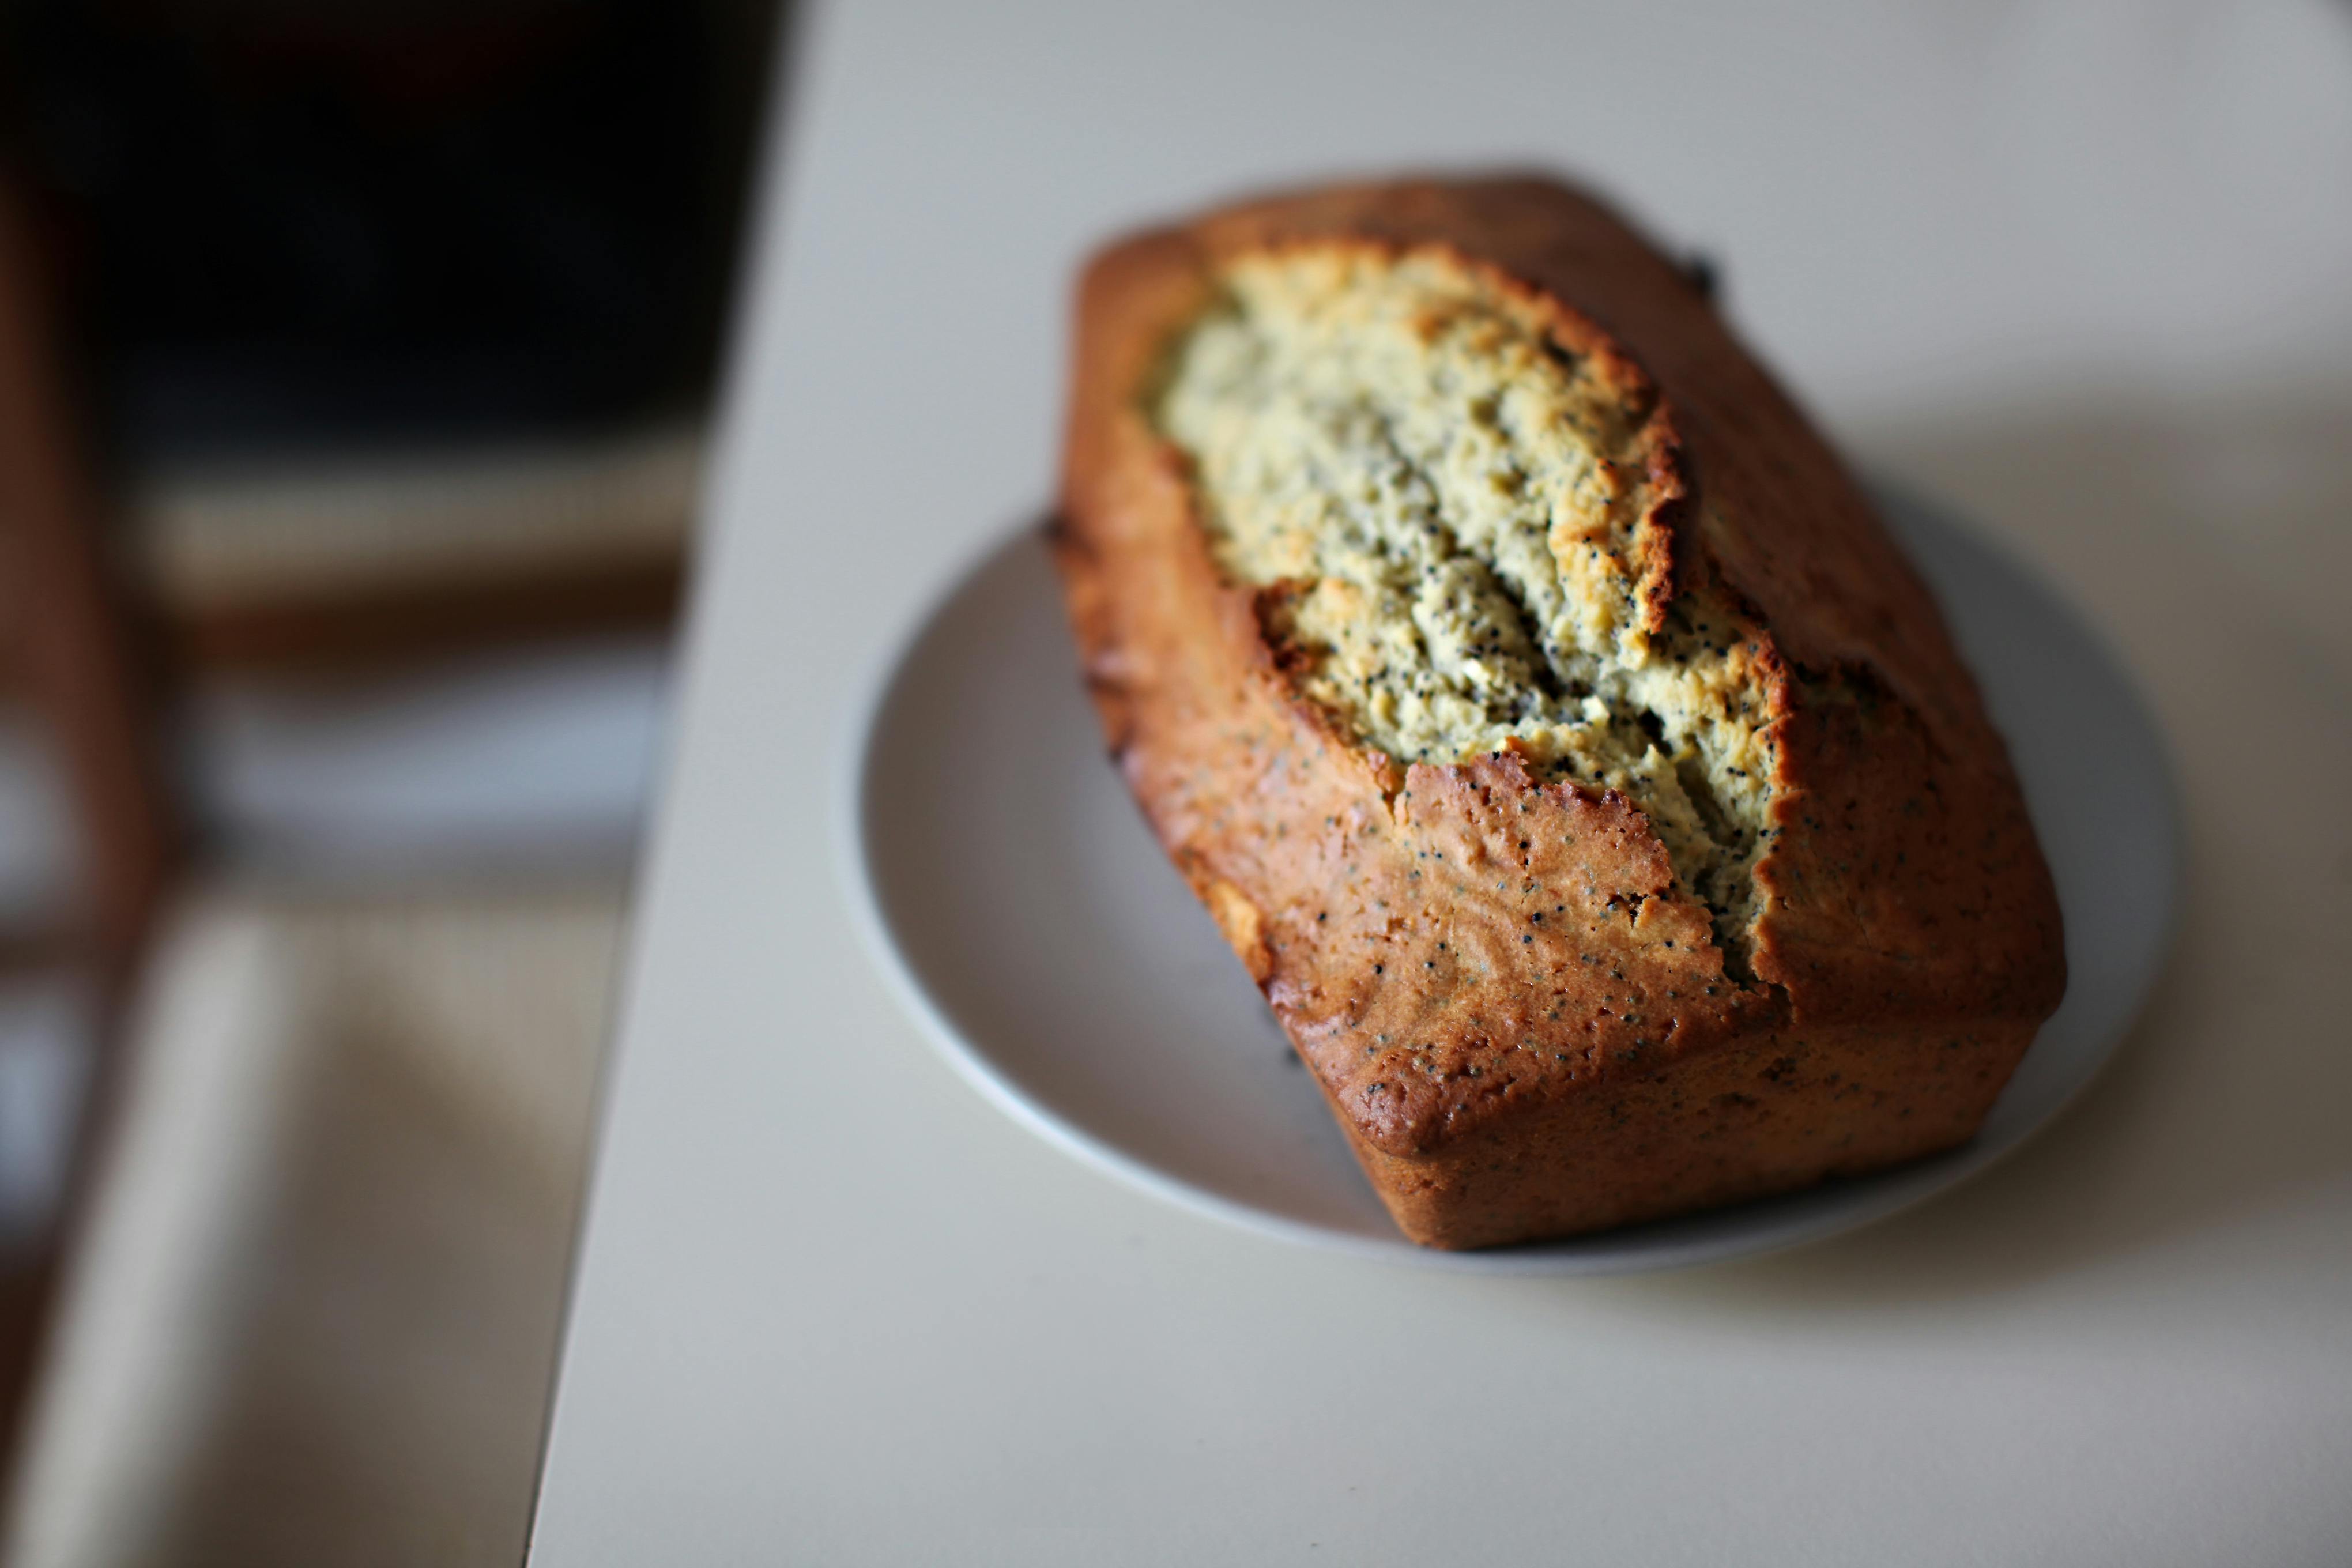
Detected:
left=0, top=172, right=178, bottom=1484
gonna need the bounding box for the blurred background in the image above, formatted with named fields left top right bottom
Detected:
left=0, top=0, right=784, bottom=1561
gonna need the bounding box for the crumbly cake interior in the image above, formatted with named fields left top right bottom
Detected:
left=1152, top=247, right=1776, bottom=971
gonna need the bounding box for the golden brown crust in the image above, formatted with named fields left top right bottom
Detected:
left=1052, top=174, right=2064, bottom=1247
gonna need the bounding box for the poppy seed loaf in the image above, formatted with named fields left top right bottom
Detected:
left=1051, top=175, right=2064, bottom=1249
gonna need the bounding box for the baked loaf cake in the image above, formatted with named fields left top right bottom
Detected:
left=1051, top=175, right=2064, bottom=1249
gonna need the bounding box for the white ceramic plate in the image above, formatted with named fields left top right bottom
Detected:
left=847, top=488, right=2180, bottom=1273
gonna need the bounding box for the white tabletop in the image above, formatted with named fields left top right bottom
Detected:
left=529, top=3, right=2352, bottom=1561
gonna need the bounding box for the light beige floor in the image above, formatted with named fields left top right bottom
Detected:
left=5, top=886, right=624, bottom=1568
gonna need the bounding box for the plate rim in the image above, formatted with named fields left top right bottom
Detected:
left=838, top=484, right=2184, bottom=1274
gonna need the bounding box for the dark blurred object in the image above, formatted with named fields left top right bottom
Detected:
left=2, top=0, right=782, bottom=675
left=0, top=0, right=785, bottom=1516
left=6, top=0, right=774, bottom=462
left=0, top=161, right=177, bottom=1516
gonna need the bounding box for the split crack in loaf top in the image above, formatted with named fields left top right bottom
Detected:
left=1053, top=175, right=2063, bottom=1162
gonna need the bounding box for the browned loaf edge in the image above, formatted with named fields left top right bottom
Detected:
left=1050, top=174, right=2065, bottom=1250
